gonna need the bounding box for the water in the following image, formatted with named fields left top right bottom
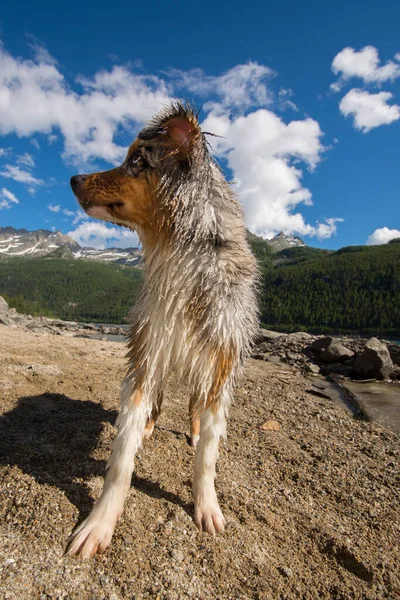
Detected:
left=86, top=333, right=126, bottom=343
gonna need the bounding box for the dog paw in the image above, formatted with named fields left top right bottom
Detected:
left=66, top=513, right=116, bottom=559
left=194, top=494, right=226, bottom=535
left=143, top=421, right=155, bottom=441
left=190, top=434, right=200, bottom=448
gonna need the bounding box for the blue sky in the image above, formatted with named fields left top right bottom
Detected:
left=0, top=0, right=399, bottom=249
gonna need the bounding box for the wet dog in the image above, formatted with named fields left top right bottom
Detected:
left=67, top=102, right=258, bottom=558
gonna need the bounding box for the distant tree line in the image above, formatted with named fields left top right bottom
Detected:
left=0, top=258, right=143, bottom=323
left=1, top=239, right=400, bottom=334
left=259, top=243, right=400, bottom=335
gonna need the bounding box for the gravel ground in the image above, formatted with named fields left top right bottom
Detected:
left=0, top=325, right=399, bottom=600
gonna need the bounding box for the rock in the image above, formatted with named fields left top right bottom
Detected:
left=251, top=352, right=267, bottom=360
left=171, top=549, right=184, bottom=562
left=320, top=341, right=354, bottom=363
left=391, top=366, right=400, bottom=380
left=310, top=336, right=333, bottom=352
left=0, top=314, right=12, bottom=326
left=261, top=420, right=280, bottom=431
left=306, top=388, right=333, bottom=400
left=52, top=320, right=78, bottom=329
left=0, top=296, right=12, bottom=325
left=387, top=344, right=400, bottom=367
left=266, top=355, right=282, bottom=364
left=279, top=566, right=293, bottom=578
left=305, top=363, right=320, bottom=374
left=257, top=328, right=283, bottom=342
left=0, top=296, right=9, bottom=311
left=286, top=351, right=300, bottom=361
left=257, top=341, right=273, bottom=352
left=285, top=332, right=313, bottom=342
left=354, top=337, right=394, bottom=379
left=11, top=315, right=29, bottom=324
left=320, top=363, right=355, bottom=377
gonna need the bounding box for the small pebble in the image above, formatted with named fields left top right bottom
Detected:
left=171, top=549, right=184, bottom=562
left=280, top=566, right=293, bottom=578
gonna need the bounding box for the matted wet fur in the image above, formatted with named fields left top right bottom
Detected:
left=67, top=102, right=258, bottom=558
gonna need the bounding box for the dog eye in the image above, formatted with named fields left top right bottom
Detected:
left=127, top=151, right=149, bottom=176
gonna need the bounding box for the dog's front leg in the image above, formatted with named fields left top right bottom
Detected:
left=66, top=376, right=151, bottom=558
left=193, top=403, right=227, bottom=536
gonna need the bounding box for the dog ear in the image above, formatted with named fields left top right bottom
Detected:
left=139, top=115, right=197, bottom=161
left=162, top=116, right=195, bottom=159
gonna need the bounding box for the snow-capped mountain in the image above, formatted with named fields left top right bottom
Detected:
left=267, top=232, right=306, bottom=253
left=0, top=227, right=142, bottom=265
left=0, top=226, right=305, bottom=264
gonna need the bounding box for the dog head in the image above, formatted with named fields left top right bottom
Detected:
left=70, top=103, right=203, bottom=238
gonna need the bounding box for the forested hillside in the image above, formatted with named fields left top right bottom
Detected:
left=0, top=259, right=143, bottom=323
left=260, top=241, right=400, bottom=334
left=1, top=238, right=399, bottom=333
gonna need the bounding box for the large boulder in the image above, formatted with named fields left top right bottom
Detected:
left=309, top=336, right=333, bottom=352
left=354, top=337, right=394, bottom=379
left=320, top=340, right=354, bottom=363
left=387, top=344, right=400, bottom=367
left=0, top=296, right=11, bottom=325
left=0, top=296, right=9, bottom=312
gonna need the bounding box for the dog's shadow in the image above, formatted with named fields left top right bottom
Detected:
left=0, top=393, right=193, bottom=524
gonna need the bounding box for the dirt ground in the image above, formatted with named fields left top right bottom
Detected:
left=0, top=325, right=399, bottom=600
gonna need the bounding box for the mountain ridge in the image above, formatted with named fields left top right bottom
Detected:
left=0, top=226, right=142, bottom=265
left=0, top=226, right=306, bottom=264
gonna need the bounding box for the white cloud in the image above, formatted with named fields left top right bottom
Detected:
left=0, top=44, right=171, bottom=166
left=0, top=42, right=342, bottom=241
left=30, top=138, right=40, bottom=150
left=63, top=208, right=75, bottom=217
left=339, top=89, right=400, bottom=132
left=278, top=88, right=298, bottom=112
left=0, top=187, right=19, bottom=209
left=0, top=164, right=44, bottom=187
left=72, top=209, right=89, bottom=225
left=367, top=227, right=400, bottom=245
left=68, top=221, right=140, bottom=249
left=0, top=148, right=10, bottom=157
left=16, top=152, right=35, bottom=168
left=313, top=217, right=344, bottom=239
left=48, top=203, right=60, bottom=212
left=201, top=108, right=340, bottom=239
left=169, top=62, right=275, bottom=111
left=331, top=46, right=400, bottom=91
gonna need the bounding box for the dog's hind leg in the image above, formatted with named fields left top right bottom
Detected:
left=66, top=375, right=154, bottom=559
left=143, top=388, right=163, bottom=440
left=189, top=392, right=201, bottom=448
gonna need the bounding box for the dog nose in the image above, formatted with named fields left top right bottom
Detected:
left=70, top=174, right=88, bottom=192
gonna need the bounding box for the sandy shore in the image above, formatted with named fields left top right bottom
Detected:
left=0, top=325, right=399, bottom=599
